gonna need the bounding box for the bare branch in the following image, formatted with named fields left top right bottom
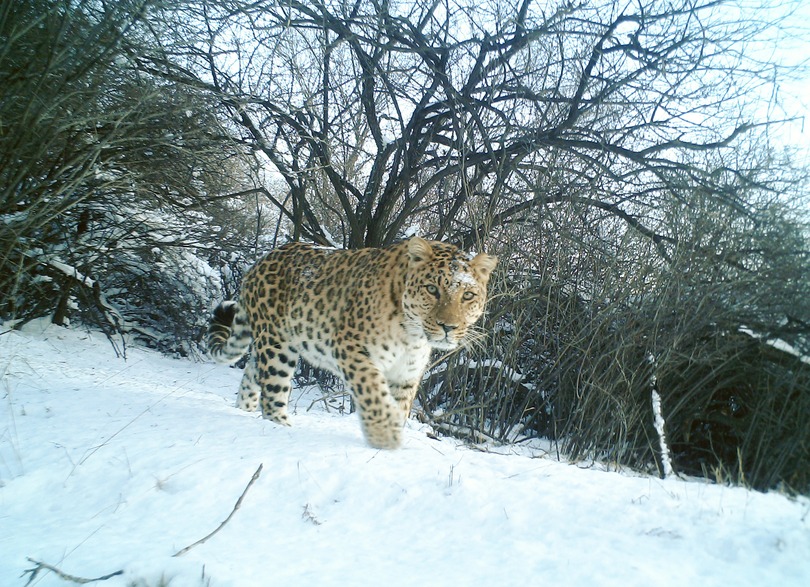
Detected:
left=173, top=463, right=264, bottom=557
left=22, top=558, right=123, bottom=586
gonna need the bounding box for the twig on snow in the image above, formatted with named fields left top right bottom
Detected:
left=21, top=558, right=123, bottom=586
left=173, top=463, right=264, bottom=557
left=431, top=421, right=497, bottom=444
left=302, top=503, right=323, bottom=525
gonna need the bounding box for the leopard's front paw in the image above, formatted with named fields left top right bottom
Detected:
left=363, top=421, right=403, bottom=449
left=262, top=411, right=292, bottom=427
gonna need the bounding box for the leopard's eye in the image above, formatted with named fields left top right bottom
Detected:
left=462, top=291, right=476, bottom=301
left=425, top=284, right=440, bottom=298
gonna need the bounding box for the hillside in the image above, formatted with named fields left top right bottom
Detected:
left=1, top=323, right=809, bottom=586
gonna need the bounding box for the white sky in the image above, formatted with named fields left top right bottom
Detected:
left=766, top=1, right=810, bottom=165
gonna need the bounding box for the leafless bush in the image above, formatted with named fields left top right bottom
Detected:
left=0, top=0, right=259, bottom=353
left=423, top=195, right=810, bottom=492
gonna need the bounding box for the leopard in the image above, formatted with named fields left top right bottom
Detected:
left=206, top=236, right=497, bottom=449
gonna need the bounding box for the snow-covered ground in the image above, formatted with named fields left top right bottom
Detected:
left=1, top=323, right=809, bottom=587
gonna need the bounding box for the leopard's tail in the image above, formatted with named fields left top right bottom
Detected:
left=206, top=301, right=252, bottom=364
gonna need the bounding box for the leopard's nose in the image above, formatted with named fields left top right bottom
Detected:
left=438, top=322, right=458, bottom=335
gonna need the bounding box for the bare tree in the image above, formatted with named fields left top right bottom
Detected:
left=133, top=0, right=804, bottom=252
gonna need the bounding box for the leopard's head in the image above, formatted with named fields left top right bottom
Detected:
left=402, top=237, right=498, bottom=350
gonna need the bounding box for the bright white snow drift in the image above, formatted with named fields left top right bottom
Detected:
left=1, top=323, right=809, bottom=586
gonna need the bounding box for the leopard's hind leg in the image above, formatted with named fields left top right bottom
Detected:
left=247, top=333, right=299, bottom=426
left=236, top=354, right=261, bottom=412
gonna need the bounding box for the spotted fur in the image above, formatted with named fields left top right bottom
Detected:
left=206, top=237, right=497, bottom=449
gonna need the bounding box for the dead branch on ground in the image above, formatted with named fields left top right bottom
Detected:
left=22, top=558, right=123, bottom=586
left=173, top=463, right=264, bottom=557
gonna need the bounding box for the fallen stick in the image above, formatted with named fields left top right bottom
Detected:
left=173, top=463, right=264, bottom=557
left=22, top=558, right=123, bottom=585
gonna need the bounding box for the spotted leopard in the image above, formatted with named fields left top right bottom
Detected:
left=206, top=237, right=497, bottom=449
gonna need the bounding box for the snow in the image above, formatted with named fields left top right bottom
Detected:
left=739, top=327, right=810, bottom=366
left=466, top=359, right=524, bottom=383
left=651, top=389, right=673, bottom=479
left=402, top=225, right=421, bottom=239
left=33, top=257, right=96, bottom=289
left=452, top=270, right=476, bottom=287
left=2, top=324, right=809, bottom=587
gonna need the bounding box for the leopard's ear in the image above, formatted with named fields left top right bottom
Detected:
left=407, top=237, right=434, bottom=264
left=471, top=252, right=498, bottom=280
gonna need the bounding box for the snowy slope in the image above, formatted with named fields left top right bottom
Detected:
left=1, top=324, right=809, bottom=587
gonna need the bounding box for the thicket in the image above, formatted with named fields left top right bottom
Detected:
left=2, top=0, right=808, bottom=492
left=0, top=0, right=263, bottom=354
left=423, top=195, right=810, bottom=492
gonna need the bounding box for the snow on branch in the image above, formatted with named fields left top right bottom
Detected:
left=42, top=257, right=96, bottom=289
left=27, top=252, right=124, bottom=332
left=651, top=389, right=673, bottom=479
left=648, top=352, right=673, bottom=479
left=739, top=327, right=810, bottom=366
